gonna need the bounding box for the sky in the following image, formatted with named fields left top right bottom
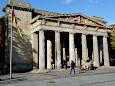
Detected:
left=0, top=0, right=115, bottom=24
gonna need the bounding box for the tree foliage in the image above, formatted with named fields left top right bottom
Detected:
left=110, top=30, right=115, bottom=50
left=109, top=30, right=115, bottom=66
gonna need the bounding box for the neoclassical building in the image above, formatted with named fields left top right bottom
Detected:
left=31, top=14, right=111, bottom=70
left=4, top=1, right=112, bottom=72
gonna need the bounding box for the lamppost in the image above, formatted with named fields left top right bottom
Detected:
left=9, top=0, right=14, bottom=79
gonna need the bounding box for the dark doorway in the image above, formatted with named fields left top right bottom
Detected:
left=60, top=32, right=69, bottom=68
left=74, top=33, right=82, bottom=65
left=86, top=35, right=93, bottom=60
left=45, top=30, right=55, bottom=69
left=98, top=36, right=104, bottom=66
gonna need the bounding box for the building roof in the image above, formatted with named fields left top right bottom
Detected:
left=45, top=13, right=111, bottom=28
left=110, top=24, right=115, bottom=29
left=31, top=16, right=113, bottom=30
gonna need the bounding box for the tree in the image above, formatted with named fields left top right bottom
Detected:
left=9, top=0, right=15, bottom=3
left=110, top=30, right=115, bottom=49
left=109, top=30, right=115, bottom=66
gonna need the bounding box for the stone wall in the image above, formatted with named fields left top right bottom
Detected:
left=6, top=6, right=33, bottom=72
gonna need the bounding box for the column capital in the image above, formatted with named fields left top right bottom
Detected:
left=93, top=34, right=98, bottom=37
left=55, top=31, right=60, bottom=33
left=103, top=35, right=108, bottom=38
left=82, top=33, right=87, bottom=35
left=69, top=32, right=74, bottom=34
left=39, top=29, right=45, bottom=31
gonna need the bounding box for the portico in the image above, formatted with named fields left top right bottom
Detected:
left=31, top=15, right=110, bottom=70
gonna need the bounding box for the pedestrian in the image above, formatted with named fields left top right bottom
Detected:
left=70, top=60, right=75, bottom=75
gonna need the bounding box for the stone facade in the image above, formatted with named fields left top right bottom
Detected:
left=31, top=16, right=111, bottom=70
left=4, top=1, right=33, bottom=72
left=3, top=1, right=113, bottom=72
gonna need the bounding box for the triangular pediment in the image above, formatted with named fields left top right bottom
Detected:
left=48, top=14, right=107, bottom=27
left=71, top=14, right=106, bottom=27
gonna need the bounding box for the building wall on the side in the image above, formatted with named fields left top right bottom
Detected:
left=14, top=9, right=32, bottom=34
left=6, top=7, right=33, bottom=72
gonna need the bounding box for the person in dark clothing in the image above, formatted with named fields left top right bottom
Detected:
left=70, top=60, right=75, bottom=75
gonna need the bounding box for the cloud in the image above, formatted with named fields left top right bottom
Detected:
left=89, top=0, right=98, bottom=4
left=85, top=0, right=99, bottom=8
left=63, top=0, right=73, bottom=4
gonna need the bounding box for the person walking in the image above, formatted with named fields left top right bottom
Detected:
left=70, top=60, right=75, bottom=75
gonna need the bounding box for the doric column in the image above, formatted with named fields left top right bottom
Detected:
left=82, top=34, right=88, bottom=64
left=75, top=48, right=78, bottom=67
left=93, top=35, right=99, bottom=67
left=39, top=30, right=45, bottom=70
left=69, top=33, right=75, bottom=63
left=103, top=36, right=110, bottom=67
left=47, top=40, right=52, bottom=70
left=32, top=33, right=38, bottom=68
left=55, top=31, right=61, bottom=69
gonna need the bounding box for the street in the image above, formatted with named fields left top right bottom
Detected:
left=0, top=67, right=115, bottom=86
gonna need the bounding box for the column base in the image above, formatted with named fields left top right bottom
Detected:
left=38, top=69, right=49, bottom=73
left=82, top=59, right=88, bottom=65
left=93, top=63, right=100, bottom=67
left=98, top=66, right=111, bottom=70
